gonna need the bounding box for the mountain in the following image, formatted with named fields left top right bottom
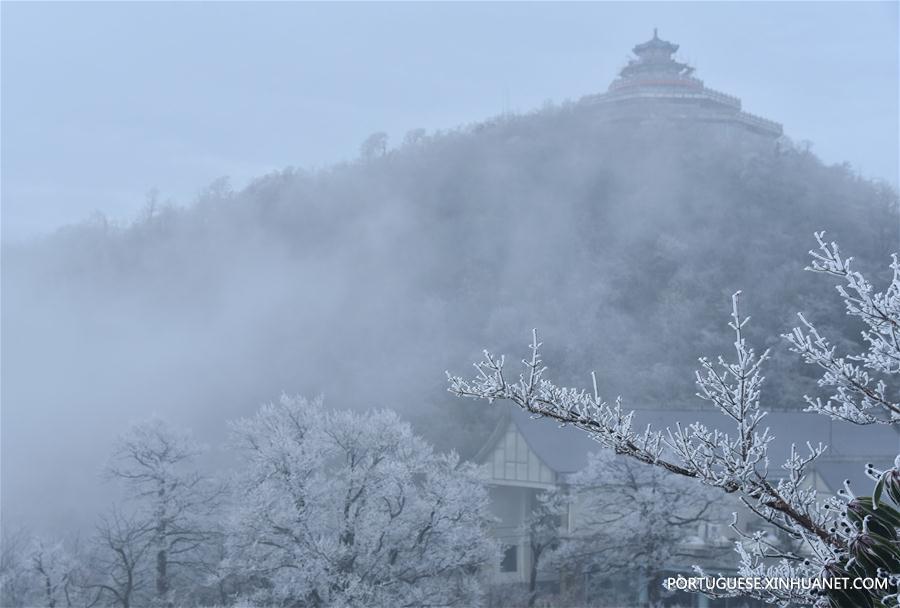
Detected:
left=2, top=80, right=898, bottom=531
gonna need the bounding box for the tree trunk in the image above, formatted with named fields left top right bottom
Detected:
left=528, top=544, right=542, bottom=608
left=156, top=548, right=168, bottom=607
left=636, top=565, right=649, bottom=608
left=44, top=573, right=55, bottom=608
left=156, top=481, right=171, bottom=608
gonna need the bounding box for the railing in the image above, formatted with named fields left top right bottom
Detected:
left=738, top=111, right=783, bottom=133
left=609, top=75, right=704, bottom=92
left=700, top=86, right=742, bottom=108
left=599, top=83, right=742, bottom=110
left=583, top=88, right=783, bottom=135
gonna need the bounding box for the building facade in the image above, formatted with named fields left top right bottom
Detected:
left=478, top=408, right=899, bottom=607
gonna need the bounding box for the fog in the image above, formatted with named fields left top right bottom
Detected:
left=1, top=0, right=899, bottom=578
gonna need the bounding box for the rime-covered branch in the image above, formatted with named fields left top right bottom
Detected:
left=226, top=397, right=496, bottom=607
left=449, top=235, right=900, bottom=607
left=449, top=293, right=835, bottom=549
left=784, top=231, right=900, bottom=425
left=449, top=329, right=693, bottom=478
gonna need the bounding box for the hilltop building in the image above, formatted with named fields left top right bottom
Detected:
left=585, top=30, right=783, bottom=143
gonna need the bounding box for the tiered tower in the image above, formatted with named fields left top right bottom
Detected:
left=587, top=30, right=783, bottom=140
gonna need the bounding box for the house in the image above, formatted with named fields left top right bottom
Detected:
left=476, top=406, right=899, bottom=607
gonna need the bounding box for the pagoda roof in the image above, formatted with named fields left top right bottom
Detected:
left=633, top=28, right=679, bottom=55
left=587, top=31, right=783, bottom=139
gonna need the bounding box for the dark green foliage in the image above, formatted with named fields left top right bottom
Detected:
left=827, top=468, right=900, bottom=608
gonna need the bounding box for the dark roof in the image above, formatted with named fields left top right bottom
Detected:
left=496, top=406, right=898, bottom=492
left=633, top=29, right=679, bottom=55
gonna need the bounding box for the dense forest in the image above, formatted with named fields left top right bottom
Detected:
left=3, top=99, right=898, bottom=532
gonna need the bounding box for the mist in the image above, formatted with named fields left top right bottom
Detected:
left=2, top=3, right=899, bottom=608
left=4, top=110, right=897, bottom=533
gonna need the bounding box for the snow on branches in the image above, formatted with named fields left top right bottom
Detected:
left=448, top=236, right=900, bottom=606
left=449, top=293, right=835, bottom=546
left=105, top=419, right=224, bottom=608
left=448, top=294, right=832, bottom=543
left=784, top=232, right=900, bottom=425
left=226, top=396, right=497, bottom=608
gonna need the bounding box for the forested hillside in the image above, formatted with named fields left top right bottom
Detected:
left=3, top=100, right=898, bottom=527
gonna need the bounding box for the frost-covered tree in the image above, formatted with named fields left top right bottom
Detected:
left=184, top=523, right=235, bottom=607
left=360, top=131, right=388, bottom=160
left=84, top=507, right=152, bottom=608
left=402, top=128, right=427, bottom=147
left=227, top=396, right=497, bottom=607
left=0, top=531, right=92, bottom=608
left=553, top=450, right=724, bottom=606
left=26, top=538, right=83, bottom=608
left=0, top=527, right=33, bottom=607
left=105, top=419, right=223, bottom=608
left=448, top=234, right=900, bottom=607
left=521, top=489, right=567, bottom=608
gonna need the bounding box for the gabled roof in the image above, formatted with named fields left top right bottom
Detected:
left=510, top=408, right=601, bottom=474
left=474, top=408, right=601, bottom=474
left=478, top=405, right=898, bottom=492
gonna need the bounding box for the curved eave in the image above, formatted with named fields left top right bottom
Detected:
left=633, top=39, right=679, bottom=55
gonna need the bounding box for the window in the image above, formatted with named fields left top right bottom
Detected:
left=500, top=544, right=518, bottom=572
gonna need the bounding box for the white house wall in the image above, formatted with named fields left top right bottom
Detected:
left=489, top=425, right=556, bottom=485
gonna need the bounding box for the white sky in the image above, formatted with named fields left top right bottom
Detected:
left=2, top=1, right=898, bottom=240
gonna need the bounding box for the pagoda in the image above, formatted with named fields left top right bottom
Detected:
left=586, top=30, right=783, bottom=140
